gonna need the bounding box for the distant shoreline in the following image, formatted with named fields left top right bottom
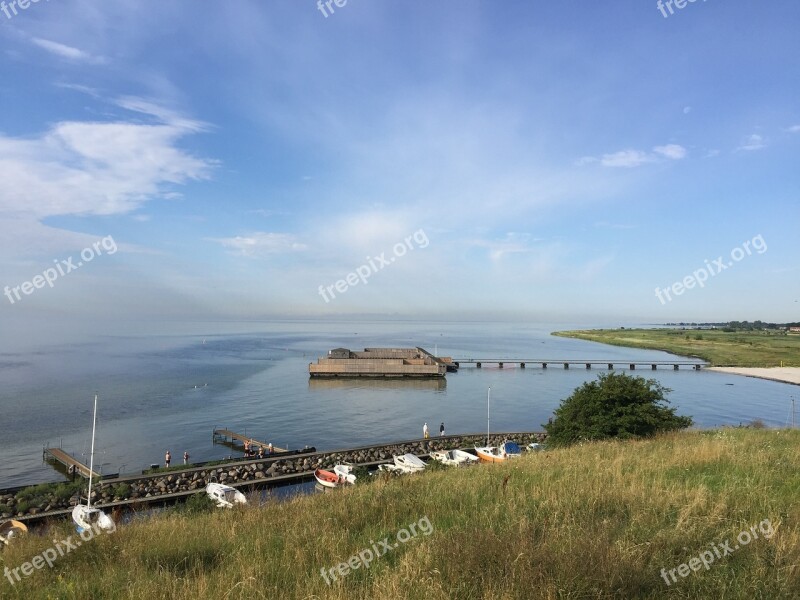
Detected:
left=706, top=367, right=800, bottom=387
left=552, top=328, right=799, bottom=370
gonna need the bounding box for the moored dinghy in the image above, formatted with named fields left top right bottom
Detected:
left=205, top=482, right=247, bottom=508
left=333, top=464, right=357, bottom=484
left=430, top=449, right=479, bottom=466
left=393, top=453, right=427, bottom=473
left=475, top=441, right=522, bottom=463
left=0, top=520, right=28, bottom=546
left=315, top=466, right=356, bottom=488
left=376, top=463, right=405, bottom=475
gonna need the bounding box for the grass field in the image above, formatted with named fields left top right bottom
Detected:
left=2, top=428, right=798, bottom=599
left=552, top=328, right=800, bottom=367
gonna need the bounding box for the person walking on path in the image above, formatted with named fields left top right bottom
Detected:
left=423, top=423, right=429, bottom=439
left=165, top=450, right=171, bottom=468
left=183, top=451, right=190, bottom=465
left=440, top=422, right=445, bottom=436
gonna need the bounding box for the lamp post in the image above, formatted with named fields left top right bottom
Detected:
left=486, top=386, right=491, bottom=446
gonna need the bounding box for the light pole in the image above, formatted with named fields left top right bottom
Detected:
left=486, top=386, right=491, bottom=446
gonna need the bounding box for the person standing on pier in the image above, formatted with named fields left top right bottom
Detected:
left=440, top=422, right=445, bottom=436
left=423, top=423, right=429, bottom=439
left=165, top=450, right=171, bottom=468
left=183, top=451, right=189, bottom=465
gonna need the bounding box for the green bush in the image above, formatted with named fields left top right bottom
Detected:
left=543, top=372, right=693, bottom=447
left=179, top=492, right=217, bottom=515
left=112, top=483, right=132, bottom=498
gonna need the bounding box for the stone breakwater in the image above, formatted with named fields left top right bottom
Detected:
left=1, top=433, right=545, bottom=519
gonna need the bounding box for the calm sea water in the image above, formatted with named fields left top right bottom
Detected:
left=0, top=320, right=795, bottom=489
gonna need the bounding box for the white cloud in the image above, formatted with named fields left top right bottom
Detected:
left=0, top=97, right=215, bottom=220
left=31, top=38, right=106, bottom=64
left=683, top=106, right=692, bottom=114
left=737, top=133, right=765, bottom=151
left=583, top=144, right=687, bottom=168
left=471, top=232, right=544, bottom=261
left=787, top=125, right=800, bottom=133
left=601, top=150, right=653, bottom=168
left=653, top=144, right=687, bottom=160
left=209, top=232, right=307, bottom=257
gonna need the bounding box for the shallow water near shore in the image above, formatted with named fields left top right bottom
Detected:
left=1, top=320, right=796, bottom=489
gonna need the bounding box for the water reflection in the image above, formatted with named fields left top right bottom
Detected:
left=308, top=377, right=447, bottom=392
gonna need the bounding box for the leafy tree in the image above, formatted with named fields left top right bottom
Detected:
left=543, top=372, right=692, bottom=447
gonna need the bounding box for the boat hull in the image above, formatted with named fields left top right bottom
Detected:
left=205, top=483, right=247, bottom=508
left=72, top=505, right=115, bottom=533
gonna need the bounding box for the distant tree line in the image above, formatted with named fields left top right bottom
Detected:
left=664, top=321, right=799, bottom=330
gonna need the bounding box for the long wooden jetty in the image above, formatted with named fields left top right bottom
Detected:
left=452, top=359, right=704, bottom=371
left=42, top=447, right=99, bottom=479
left=212, top=428, right=287, bottom=453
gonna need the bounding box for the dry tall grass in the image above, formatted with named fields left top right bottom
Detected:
left=2, top=428, right=798, bottom=599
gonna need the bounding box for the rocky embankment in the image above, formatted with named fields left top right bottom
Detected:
left=1, top=433, right=545, bottom=519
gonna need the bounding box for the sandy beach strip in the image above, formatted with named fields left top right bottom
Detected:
left=707, top=367, right=800, bottom=386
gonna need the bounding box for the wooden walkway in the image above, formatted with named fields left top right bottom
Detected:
left=452, top=359, right=704, bottom=370
left=212, top=428, right=287, bottom=453
left=43, top=447, right=99, bottom=479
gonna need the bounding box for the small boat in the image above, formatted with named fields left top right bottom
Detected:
left=376, top=463, right=405, bottom=475
left=0, top=520, right=27, bottom=546
left=72, top=395, right=115, bottom=534
left=314, top=467, right=355, bottom=488
left=527, top=442, right=544, bottom=452
left=430, top=449, right=479, bottom=466
left=333, top=464, right=357, bottom=484
left=393, top=453, right=427, bottom=473
left=475, top=441, right=522, bottom=463
left=205, top=482, right=247, bottom=508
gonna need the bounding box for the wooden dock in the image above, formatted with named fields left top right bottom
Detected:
left=43, top=447, right=99, bottom=479
left=212, top=428, right=287, bottom=453
left=452, top=359, right=704, bottom=371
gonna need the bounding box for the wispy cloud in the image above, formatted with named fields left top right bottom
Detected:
left=580, top=144, right=687, bottom=168
left=787, top=125, right=800, bottom=133
left=31, top=38, right=106, bottom=64
left=471, top=232, right=544, bottom=261
left=653, top=144, right=687, bottom=160
left=736, top=133, right=766, bottom=151
left=209, top=232, right=307, bottom=257
left=0, top=97, right=215, bottom=233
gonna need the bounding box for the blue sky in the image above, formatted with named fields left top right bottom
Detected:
left=0, top=0, right=798, bottom=326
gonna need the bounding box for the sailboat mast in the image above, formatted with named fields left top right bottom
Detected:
left=486, top=386, right=491, bottom=447
left=87, top=394, right=98, bottom=508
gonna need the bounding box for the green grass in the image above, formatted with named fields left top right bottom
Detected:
left=2, top=429, right=798, bottom=599
left=552, top=328, right=800, bottom=367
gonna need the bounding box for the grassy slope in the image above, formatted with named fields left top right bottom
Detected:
left=2, top=429, right=799, bottom=599
left=552, top=328, right=800, bottom=367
